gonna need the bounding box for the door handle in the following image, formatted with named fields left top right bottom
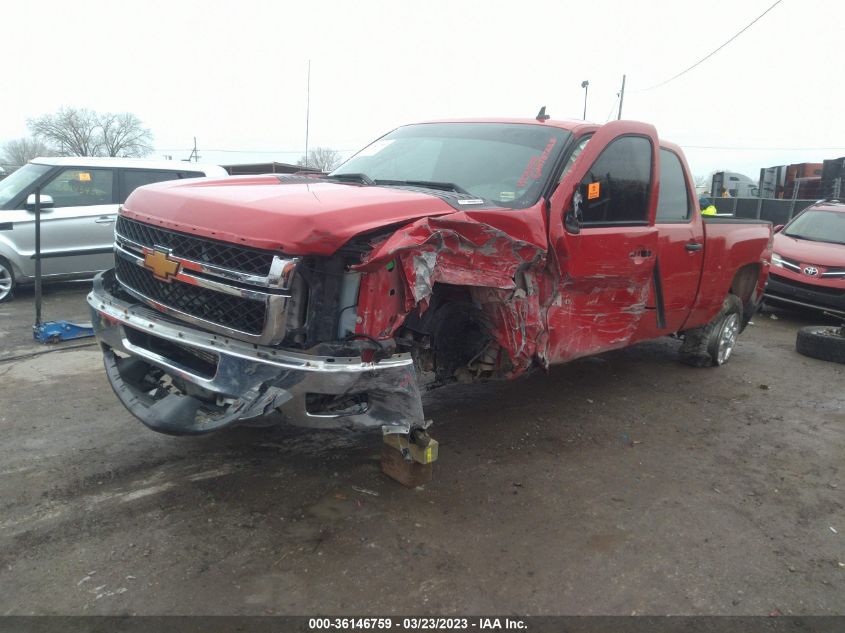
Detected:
left=95, top=216, right=116, bottom=224
left=685, top=242, right=703, bottom=252
left=629, top=249, right=653, bottom=259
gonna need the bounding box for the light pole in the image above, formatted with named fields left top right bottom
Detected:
left=581, top=80, right=589, bottom=120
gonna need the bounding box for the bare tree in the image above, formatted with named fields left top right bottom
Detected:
left=27, top=107, right=154, bottom=157
left=29, top=107, right=101, bottom=156
left=297, top=147, right=342, bottom=172
left=1, top=137, right=56, bottom=171
left=98, top=112, right=154, bottom=157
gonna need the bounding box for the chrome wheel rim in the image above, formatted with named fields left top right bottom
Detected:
left=0, top=263, right=11, bottom=301
left=810, top=326, right=844, bottom=339
left=716, top=313, right=740, bottom=364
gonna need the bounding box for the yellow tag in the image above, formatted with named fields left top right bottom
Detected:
left=78, top=172, right=92, bottom=182
left=425, top=447, right=433, bottom=464
left=587, top=182, right=600, bottom=200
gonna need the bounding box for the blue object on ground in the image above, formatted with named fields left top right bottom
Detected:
left=33, top=321, right=95, bottom=344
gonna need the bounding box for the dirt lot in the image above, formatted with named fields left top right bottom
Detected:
left=0, top=282, right=843, bottom=615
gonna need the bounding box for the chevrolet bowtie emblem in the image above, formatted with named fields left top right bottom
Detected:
left=143, top=248, right=180, bottom=282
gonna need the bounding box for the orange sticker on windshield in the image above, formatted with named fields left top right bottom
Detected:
left=78, top=172, right=92, bottom=182
left=587, top=182, right=600, bottom=200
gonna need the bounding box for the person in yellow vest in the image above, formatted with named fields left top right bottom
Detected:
left=699, top=195, right=717, bottom=216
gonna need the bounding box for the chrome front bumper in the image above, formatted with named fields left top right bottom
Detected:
left=87, top=271, right=425, bottom=436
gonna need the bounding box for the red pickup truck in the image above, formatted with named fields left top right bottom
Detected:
left=88, top=117, right=771, bottom=448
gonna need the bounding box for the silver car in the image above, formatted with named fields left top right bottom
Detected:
left=0, top=157, right=227, bottom=301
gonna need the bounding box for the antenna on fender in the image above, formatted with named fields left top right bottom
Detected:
left=535, top=106, right=550, bottom=121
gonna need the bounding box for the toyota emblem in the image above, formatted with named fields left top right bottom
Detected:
left=803, top=266, right=819, bottom=276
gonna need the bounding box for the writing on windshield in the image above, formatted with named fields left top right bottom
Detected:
left=332, top=123, right=571, bottom=209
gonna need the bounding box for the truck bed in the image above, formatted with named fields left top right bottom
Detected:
left=684, top=217, right=772, bottom=329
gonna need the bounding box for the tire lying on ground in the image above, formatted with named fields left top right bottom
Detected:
left=795, top=325, right=845, bottom=364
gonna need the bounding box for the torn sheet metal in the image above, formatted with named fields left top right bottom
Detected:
left=353, top=214, right=551, bottom=377
left=89, top=271, right=426, bottom=435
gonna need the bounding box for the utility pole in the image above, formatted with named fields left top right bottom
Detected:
left=188, top=137, right=200, bottom=162
left=304, top=60, right=311, bottom=168
left=581, top=80, right=590, bottom=120
left=617, top=74, right=626, bottom=120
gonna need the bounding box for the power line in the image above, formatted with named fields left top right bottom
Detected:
left=604, top=94, right=620, bottom=122
left=643, top=0, right=783, bottom=91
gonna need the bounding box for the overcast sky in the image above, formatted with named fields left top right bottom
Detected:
left=3, top=0, right=843, bottom=180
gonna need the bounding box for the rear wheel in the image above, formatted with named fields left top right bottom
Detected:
left=0, top=257, right=15, bottom=303
left=680, top=294, right=743, bottom=367
left=795, top=326, right=845, bottom=364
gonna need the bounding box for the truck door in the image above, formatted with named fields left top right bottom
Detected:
left=634, top=147, right=704, bottom=340
left=546, top=121, right=660, bottom=363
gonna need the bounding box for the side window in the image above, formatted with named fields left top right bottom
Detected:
left=579, top=136, right=652, bottom=225
left=656, top=149, right=691, bottom=222
left=41, top=168, right=115, bottom=207
left=121, top=170, right=187, bottom=203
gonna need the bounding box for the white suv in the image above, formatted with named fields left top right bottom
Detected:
left=0, top=157, right=227, bottom=301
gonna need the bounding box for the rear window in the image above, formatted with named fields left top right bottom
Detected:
left=656, top=149, right=691, bottom=222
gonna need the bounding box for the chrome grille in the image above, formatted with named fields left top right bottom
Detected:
left=116, top=216, right=275, bottom=276
left=112, top=216, right=298, bottom=344
left=115, top=257, right=266, bottom=335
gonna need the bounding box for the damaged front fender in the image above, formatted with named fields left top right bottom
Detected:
left=353, top=212, right=554, bottom=377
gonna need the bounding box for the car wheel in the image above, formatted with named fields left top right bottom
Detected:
left=679, top=294, right=743, bottom=367
left=0, top=257, right=15, bottom=303
left=795, top=325, right=845, bottom=364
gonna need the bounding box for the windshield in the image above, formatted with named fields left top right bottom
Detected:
left=0, top=163, right=51, bottom=208
left=783, top=208, right=845, bottom=246
left=331, top=123, right=571, bottom=208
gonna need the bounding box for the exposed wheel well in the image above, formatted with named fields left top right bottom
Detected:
left=730, top=263, right=761, bottom=329
left=399, top=283, right=497, bottom=384
left=730, top=263, right=760, bottom=304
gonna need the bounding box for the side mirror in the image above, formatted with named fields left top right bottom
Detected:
left=564, top=185, right=583, bottom=234
left=773, top=224, right=784, bottom=233
left=26, top=194, right=54, bottom=211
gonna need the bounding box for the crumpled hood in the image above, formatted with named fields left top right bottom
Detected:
left=120, top=174, right=458, bottom=255
left=773, top=232, right=845, bottom=267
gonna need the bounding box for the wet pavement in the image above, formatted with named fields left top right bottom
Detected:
left=1, top=284, right=843, bottom=615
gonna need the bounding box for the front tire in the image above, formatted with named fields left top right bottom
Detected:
left=680, top=294, right=743, bottom=367
left=0, top=257, right=15, bottom=303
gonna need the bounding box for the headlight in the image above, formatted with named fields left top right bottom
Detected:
left=771, top=253, right=785, bottom=268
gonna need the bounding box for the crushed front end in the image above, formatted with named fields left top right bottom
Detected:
left=88, top=216, right=425, bottom=436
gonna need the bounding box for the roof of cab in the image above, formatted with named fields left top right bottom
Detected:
left=408, top=117, right=669, bottom=142
left=413, top=117, right=590, bottom=132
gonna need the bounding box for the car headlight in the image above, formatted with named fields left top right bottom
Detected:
left=771, top=253, right=785, bottom=268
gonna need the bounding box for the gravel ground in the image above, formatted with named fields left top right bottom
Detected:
left=0, top=283, right=843, bottom=615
